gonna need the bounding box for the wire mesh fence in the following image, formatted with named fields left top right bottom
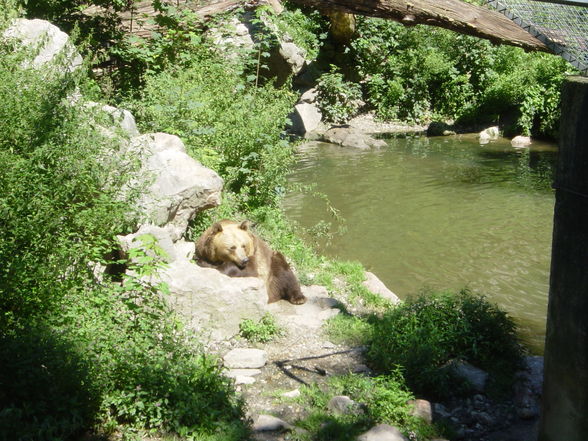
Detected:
left=485, top=0, right=588, bottom=75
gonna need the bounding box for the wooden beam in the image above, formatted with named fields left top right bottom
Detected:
left=290, top=0, right=550, bottom=51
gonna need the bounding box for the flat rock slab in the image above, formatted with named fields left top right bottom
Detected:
left=224, top=348, right=267, bottom=369
left=267, top=285, right=341, bottom=330
left=225, top=368, right=262, bottom=378
left=234, top=376, right=256, bottom=385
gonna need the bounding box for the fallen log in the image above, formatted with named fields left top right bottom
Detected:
left=290, top=0, right=549, bottom=51
left=86, top=0, right=549, bottom=52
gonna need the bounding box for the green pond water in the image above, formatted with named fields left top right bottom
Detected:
left=283, top=134, right=558, bottom=354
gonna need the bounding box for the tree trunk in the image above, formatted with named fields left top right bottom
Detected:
left=327, top=11, right=356, bottom=45
left=290, top=0, right=549, bottom=51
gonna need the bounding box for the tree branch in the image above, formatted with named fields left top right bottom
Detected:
left=290, top=0, right=549, bottom=51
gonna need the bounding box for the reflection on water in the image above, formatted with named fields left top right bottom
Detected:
left=284, top=135, right=557, bottom=354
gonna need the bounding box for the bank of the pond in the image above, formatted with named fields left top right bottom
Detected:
left=284, top=134, right=557, bottom=354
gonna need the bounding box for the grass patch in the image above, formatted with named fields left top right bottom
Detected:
left=290, top=374, right=440, bottom=441
left=324, top=314, right=372, bottom=346
left=239, top=313, right=284, bottom=343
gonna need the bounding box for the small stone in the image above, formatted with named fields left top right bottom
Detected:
left=281, top=389, right=301, bottom=398
left=408, top=399, right=433, bottom=424
left=473, top=411, right=495, bottom=426
left=511, top=135, right=532, bottom=148
left=223, top=348, right=267, bottom=369
left=353, top=364, right=371, bottom=374
left=328, top=396, right=362, bottom=415
left=357, top=424, right=409, bottom=441
left=234, top=375, right=256, bottom=385
left=253, top=414, right=292, bottom=432
left=433, top=403, right=450, bottom=419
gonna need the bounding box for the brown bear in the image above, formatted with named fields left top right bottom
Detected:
left=195, top=220, right=307, bottom=305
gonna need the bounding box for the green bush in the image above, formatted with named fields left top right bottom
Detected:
left=125, top=47, right=297, bottom=209
left=316, top=66, right=363, bottom=123
left=61, top=238, right=249, bottom=439
left=239, top=313, right=284, bottom=343
left=0, top=24, right=249, bottom=439
left=367, top=290, right=524, bottom=399
left=0, top=326, right=101, bottom=440
left=0, top=31, right=137, bottom=330
left=350, top=17, right=571, bottom=136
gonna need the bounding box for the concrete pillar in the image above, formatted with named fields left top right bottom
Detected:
left=539, top=75, right=588, bottom=441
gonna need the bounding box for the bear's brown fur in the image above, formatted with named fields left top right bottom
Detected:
left=196, top=220, right=306, bottom=305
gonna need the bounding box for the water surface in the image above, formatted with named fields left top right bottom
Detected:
left=284, top=135, right=557, bottom=353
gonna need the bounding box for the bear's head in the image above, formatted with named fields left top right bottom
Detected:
left=207, top=220, right=255, bottom=269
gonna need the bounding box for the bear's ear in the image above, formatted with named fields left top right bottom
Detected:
left=239, top=220, right=252, bottom=231
left=211, top=222, right=224, bottom=234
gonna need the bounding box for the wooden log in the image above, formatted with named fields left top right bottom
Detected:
left=539, top=75, right=588, bottom=441
left=86, top=0, right=549, bottom=52
left=290, top=0, right=549, bottom=51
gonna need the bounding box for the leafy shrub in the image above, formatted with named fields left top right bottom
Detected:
left=125, top=47, right=297, bottom=209
left=0, top=24, right=248, bottom=439
left=51, top=240, right=249, bottom=439
left=350, top=17, right=571, bottom=136
left=239, top=313, right=283, bottom=343
left=316, top=66, right=363, bottom=123
left=0, top=28, right=137, bottom=330
left=367, top=290, right=523, bottom=399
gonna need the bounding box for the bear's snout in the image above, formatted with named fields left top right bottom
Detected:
left=238, top=257, right=249, bottom=268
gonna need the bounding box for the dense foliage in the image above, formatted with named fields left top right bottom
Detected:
left=1, top=0, right=549, bottom=438
left=367, top=290, right=524, bottom=399
left=124, top=46, right=297, bottom=209
left=0, top=9, right=248, bottom=439
left=348, top=17, right=572, bottom=137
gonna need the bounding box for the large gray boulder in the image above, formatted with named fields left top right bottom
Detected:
left=158, top=260, right=268, bottom=341
left=3, top=18, right=82, bottom=72
left=127, top=133, right=223, bottom=241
